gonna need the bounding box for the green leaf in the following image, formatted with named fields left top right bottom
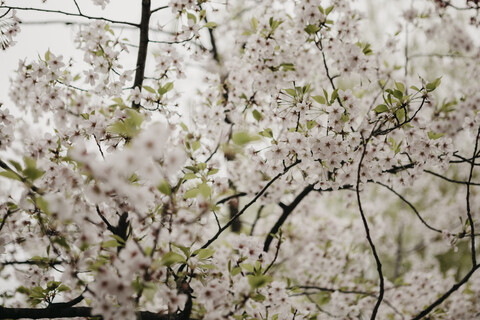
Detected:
left=306, top=120, right=317, bottom=130
left=184, top=188, right=200, bottom=199
left=279, top=63, right=295, bottom=71
left=374, top=104, right=389, bottom=113
left=180, top=122, right=189, bottom=131
left=395, top=108, right=406, bottom=123
left=45, top=49, right=51, bottom=61
left=108, top=109, right=144, bottom=139
left=198, top=183, right=211, bottom=198
left=159, top=82, right=174, bottom=95
left=250, top=17, right=258, bottom=31
left=187, top=12, right=197, bottom=24
left=241, top=263, right=255, bottom=273
left=394, top=81, right=405, bottom=93
left=0, top=171, right=22, bottom=181
left=325, top=5, right=334, bottom=15
left=312, top=95, right=326, bottom=104
left=36, top=197, right=50, bottom=214
left=259, top=128, right=274, bottom=138
left=393, top=90, right=403, bottom=100
left=8, top=160, right=22, bottom=171
left=102, top=239, right=121, bottom=248
left=232, top=132, right=259, bottom=145
left=230, top=266, right=242, bottom=276
left=191, top=140, right=201, bottom=151
left=161, top=251, right=185, bottom=267
left=110, top=234, right=126, bottom=245
left=285, top=88, right=297, bottom=97
left=426, top=77, right=442, bottom=92
left=195, top=248, right=215, bottom=260
left=427, top=131, right=444, bottom=140
left=172, top=243, right=191, bottom=258
left=183, top=173, right=197, bottom=180
left=330, top=89, right=338, bottom=104
left=157, top=179, right=172, bottom=195
left=252, top=109, right=263, bottom=121
left=143, top=86, right=156, bottom=94
left=207, top=168, right=219, bottom=176
left=23, top=167, right=44, bottom=181
left=112, top=97, right=125, bottom=106
left=251, top=293, right=266, bottom=302
left=248, top=274, right=273, bottom=289
left=204, top=22, right=217, bottom=29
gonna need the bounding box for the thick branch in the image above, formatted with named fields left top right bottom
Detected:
left=263, top=184, right=315, bottom=252
left=0, top=306, right=179, bottom=319
left=132, top=0, right=151, bottom=108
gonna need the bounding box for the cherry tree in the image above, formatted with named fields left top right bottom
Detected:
left=0, top=0, right=480, bottom=319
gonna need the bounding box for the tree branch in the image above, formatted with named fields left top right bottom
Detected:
left=132, top=0, right=151, bottom=109
left=0, top=6, right=139, bottom=27
left=465, top=127, right=480, bottom=266
left=201, top=159, right=300, bottom=249
left=424, top=169, right=480, bottom=186
left=356, top=135, right=384, bottom=320
left=411, top=263, right=480, bottom=319
left=0, top=306, right=180, bottom=319
left=263, top=184, right=315, bottom=252
left=376, top=182, right=442, bottom=233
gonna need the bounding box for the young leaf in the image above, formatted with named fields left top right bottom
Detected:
left=160, top=251, right=185, bottom=267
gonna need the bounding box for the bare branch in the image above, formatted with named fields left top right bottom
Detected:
left=424, top=169, right=480, bottom=186
left=411, top=264, right=480, bottom=319
left=356, top=134, right=384, bottom=320
left=201, top=159, right=300, bottom=249
left=0, top=5, right=139, bottom=27
left=263, top=184, right=315, bottom=252
left=376, top=182, right=443, bottom=233
left=465, top=127, right=480, bottom=266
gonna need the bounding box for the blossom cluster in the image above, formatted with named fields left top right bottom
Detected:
left=1, top=0, right=480, bottom=319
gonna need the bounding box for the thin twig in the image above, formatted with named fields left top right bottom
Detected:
left=424, top=169, right=480, bottom=186
left=201, top=160, right=300, bottom=249
left=376, top=182, right=442, bottom=233
left=0, top=5, right=139, bottom=27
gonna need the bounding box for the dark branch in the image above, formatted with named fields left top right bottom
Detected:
left=0, top=6, right=139, bottom=27
left=0, top=306, right=179, bottom=319
left=216, top=192, right=247, bottom=205
left=376, top=182, right=442, bottom=233
left=424, top=169, right=480, bottom=186
left=201, top=159, right=300, bottom=249
left=263, top=184, right=315, bottom=252
left=132, top=0, right=151, bottom=109
left=465, top=127, right=480, bottom=266
left=356, top=135, right=384, bottom=320
left=411, top=264, right=480, bottom=320
left=150, top=5, right=168, bottom=14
